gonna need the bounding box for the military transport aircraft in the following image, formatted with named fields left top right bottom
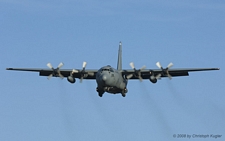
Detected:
left=6, top=42, right=219, bottom=97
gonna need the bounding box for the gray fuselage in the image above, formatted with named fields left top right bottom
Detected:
left=96, top=65, right=127, bottom=94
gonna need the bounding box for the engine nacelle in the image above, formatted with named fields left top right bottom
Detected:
left=67, top=76, right=76, bottom=83
left=149, top=76, right=157, bottom=83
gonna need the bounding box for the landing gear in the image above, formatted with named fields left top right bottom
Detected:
left=96, top=87, right=104, bottom=97
left=98, top=92, right=103, bottom=97
left=97, top=87, right=128, bottom=97
left=121, top=88, right=128, bottom=97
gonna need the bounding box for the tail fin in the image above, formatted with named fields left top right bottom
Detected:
left=117, top=42, right=122, bottom=71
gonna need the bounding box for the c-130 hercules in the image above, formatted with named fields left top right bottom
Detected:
left=6, top=42, right=219, bottom=97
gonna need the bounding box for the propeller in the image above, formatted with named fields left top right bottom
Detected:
left=46, top=62, right=64, bottom=79
left=155, top=62, right=173, bottom=79
left=71, top=69, right=78, bottom=75
left=126, top=62, right=146, bottom=82
left=80, top=61, right=87, bottom=83
left=71, top=61, right=94, bottom=83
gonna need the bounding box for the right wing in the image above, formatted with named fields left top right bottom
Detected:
left=6, top=68, right=98, bottom=79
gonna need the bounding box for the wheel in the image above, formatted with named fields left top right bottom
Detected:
left=98, top=93, right=103, bottom=97
left=98, top=91, right=104, bottom=97
left=121, top=88, right=127, bottom=97
left=96, top=87, right=99, bottom=92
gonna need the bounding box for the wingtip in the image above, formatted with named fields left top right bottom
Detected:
left=6, top=68, right=12, bottom=70
left=213, top=68, right=220, bottom=70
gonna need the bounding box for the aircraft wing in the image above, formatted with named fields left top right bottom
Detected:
left=6, top=68, right=98, bottom=79
left=6, top=67, right=219, bottom=80
left=122, top=68, right=219, bottom=79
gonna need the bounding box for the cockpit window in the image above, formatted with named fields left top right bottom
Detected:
left=102, top=69, right=109, bottom=71
left=101, top=68, right=114, bottom=72
left=100, top=67, right=114, bottom=72
left=109, top=68, right=114, bottom=72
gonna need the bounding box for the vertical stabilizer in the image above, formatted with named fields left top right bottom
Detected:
left=117, top=42, right=122, bottom=71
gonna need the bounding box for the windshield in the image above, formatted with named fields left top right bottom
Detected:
left=101, top=68, right=114, bottom=72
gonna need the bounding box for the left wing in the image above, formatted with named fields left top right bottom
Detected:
left=122, top=68, right=219, bottom=80
left=122, top=62, right=219, bottom=81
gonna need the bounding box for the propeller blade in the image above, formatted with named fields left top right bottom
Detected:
left=47, top=63, right=53, bottom=69
left=156, top=74, right=161, bottom=79
left=166, top=62, right=173, bottom=79
left=57, top=62, right=64, bottom=69
left=167, top=73, right=172, bottom=80
left=59, top=74, right=64, bottom=79
left=126, top=74, right=133, bottom=79
left=80, top=77, right=83, bottom=83
left=129, top=62, right=135, bottom=69
left=70, top=69, right=77, bottom=76
left=47, top=74, right=53, bottom=80
left=138, top=76, right=143, bottom=82
left=156, top=62, right=162, bottom=69
left=88, top=72, right=94, bottom=76
left=82, top=61, right=87, bottom=69
left=167, top=62, right=173, bottom=69
left=140, top=65, right=146, bottom=70
left=72, top=69, right=79, bottom=73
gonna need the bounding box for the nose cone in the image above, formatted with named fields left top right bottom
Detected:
left=102, top=75, right=107, bottom=81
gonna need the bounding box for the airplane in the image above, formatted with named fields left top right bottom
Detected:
left=6, top=42, right=219, bottom=97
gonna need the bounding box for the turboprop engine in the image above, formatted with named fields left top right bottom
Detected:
left=67, top=76, right=76, bottom=83
left=149, top=76, right=157, bottom=83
